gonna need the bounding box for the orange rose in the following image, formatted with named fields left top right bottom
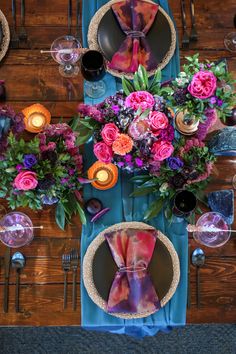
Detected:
left=112, top=134, right=133, bottom=156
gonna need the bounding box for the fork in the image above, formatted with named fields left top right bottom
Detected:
left=62, top=253, right=71, bottom=309
left=190, top=0, right=198, bottom=41
left=180, top=0, right=189, bottom=49
left=10, top=0, right=19, bottom=49
left=19, top=0, right=28, bottom=43
left=70, top=249, right=79, bottom=311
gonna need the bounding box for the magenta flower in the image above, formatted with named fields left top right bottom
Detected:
left=135, top=157, right=143, bottom=167
left=188, top=71, right=217, bottom=99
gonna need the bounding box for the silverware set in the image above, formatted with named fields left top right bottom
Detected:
left=2, top=248, right=26, bottom=313
left=62, top=249, right=79, bottom=311
left=181, top=0, right=198, bottom=49
left=10, top=0, right=29, bottom=49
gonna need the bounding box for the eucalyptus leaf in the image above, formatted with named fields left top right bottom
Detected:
left=144, top=198, right=164, bottom=220
left=130, top=186, right=156, bottom=197
left=76, top=201, right=87, bottom=225
left=55, top=202, right=65, bottom=230
left=133, top=72, right=141, bottom=91
left=130, top=175, right=151, bottom=183
left=138, top=65, right=149, bottom=89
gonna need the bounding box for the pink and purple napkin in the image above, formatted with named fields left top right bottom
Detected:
left=108, top=0, right=159, bottom=73
left=104, top=228, right=160, bottom=314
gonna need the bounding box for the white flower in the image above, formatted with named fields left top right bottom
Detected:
left=159, top=182, right=169, bottom=193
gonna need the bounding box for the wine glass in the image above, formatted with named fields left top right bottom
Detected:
left=81, top=50, right=106, bottom=99
left=173, top=190, right=197, bottom=218
left=193, top=212, right=230, bottom=248
left=0, top=212, right=34, bottom=248
left=224, top=15, right=236, bottom=52
left=50, top=35, right=82, bottom=77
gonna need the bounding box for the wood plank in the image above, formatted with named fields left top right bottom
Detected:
left=0, top=284, right=81, bottom=326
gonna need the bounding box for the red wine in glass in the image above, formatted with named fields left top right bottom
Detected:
left=81, top=50, right=106, bottom=98
left=173, top=190, right=197, bottom=217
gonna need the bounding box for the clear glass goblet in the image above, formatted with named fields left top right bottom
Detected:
left=51, top=35, right=82, bottom=77
left=224, top=15, right=236, bottom=52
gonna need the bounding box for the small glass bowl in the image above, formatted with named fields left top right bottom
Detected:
left=0, top=212, right=34, bottom=248
left=193, top=212, right=230, bottom=248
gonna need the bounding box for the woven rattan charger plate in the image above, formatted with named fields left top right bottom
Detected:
left=83, top=221, right=180, bottom=319
left=0, top=10, right=10, bottom=62
left=88, top=0, right=176, bottom=79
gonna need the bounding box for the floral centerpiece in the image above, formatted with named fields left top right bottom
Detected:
left=75, top=66, right=175, bottom=172
left=170, top=54, right=235, bottom=125
left=131, top=137, right=216, bottom=221
left=0, top=123, right=87, bottom=230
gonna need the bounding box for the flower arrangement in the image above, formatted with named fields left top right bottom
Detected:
left=0, top=123, right=87, bottom=230
left=131, top=137, right=216, bottom=221
left=170, top=54, right=235, bottom=124
left=0, top=105, right=25, bottom=153
left=75, top=66, right=175, bottom=172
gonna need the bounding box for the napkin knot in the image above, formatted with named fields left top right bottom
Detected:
left=125, top=30, right=146, bottom=38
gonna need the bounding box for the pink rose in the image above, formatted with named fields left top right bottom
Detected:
left=93, top=142, right=113, bottom=163
left=125, top=91, right=155, bottom=112
left=149, top=111, right=168, bottom=131
left=101, top=123, right=119, bottom=146
left=151, top=141, right=174, bottom=161
left=188, top=71, right=217, bottom=99
left=14, top=171, right=38, bottom=190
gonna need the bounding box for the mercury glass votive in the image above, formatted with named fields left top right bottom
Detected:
left=87, top=161, right=118, bottom=190
left=22, top=103, right=51, bottom=133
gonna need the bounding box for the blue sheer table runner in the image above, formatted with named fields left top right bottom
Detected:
left=80, top=0, right=188, bottom=338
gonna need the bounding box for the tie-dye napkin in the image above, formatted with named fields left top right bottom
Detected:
left=108, top=0, right=159, bottom=73
left=104, top=228, right=160, bottom=314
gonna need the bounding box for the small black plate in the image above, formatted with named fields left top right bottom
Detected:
left=93, top=236, right=174, bottom=302
left=97, top=7, right=172, bottom=64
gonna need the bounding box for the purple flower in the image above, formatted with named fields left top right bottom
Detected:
left=209, top=96, right=217, bottom=105
left=159, top=125, right=175, bottom=142
left=111, top=105, right=120, bottom=114
left=117, top=161, right=125, bottom=167
left=42, top=195, right=58, bottom=205
left=135, top=157, right=143, bottom=167
left=61, top=177, right=69, bottom=184
left=77, top=103, right=104, bottom=122
left=167, top=157, right=184, bottom=170
left=217, top=99, right=223, bottom=107
left=196, top=108, right=217, bottom=141
left=124, top=154, right=132, bottom=163
left=68, top=169, right=75, bottom=176
left=207, top=64, right=212, bottom=68
left=23, top=154, right=37, bottom=168
left=16, top=164, right=23, bottom=172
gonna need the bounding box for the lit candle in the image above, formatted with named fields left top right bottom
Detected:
left=22, top=104, right=51, bottom=133
left=88, top=161, right=118, bottom=190
left=29, top=113, right=45, bottom=128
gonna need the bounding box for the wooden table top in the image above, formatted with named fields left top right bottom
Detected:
left=0, top=0, right=235, bottom=326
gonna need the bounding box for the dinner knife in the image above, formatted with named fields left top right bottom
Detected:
left=3, top=247, right=11, bottom=313
left=68, top=0, right=72, bottom=36
left=190, top=0, right=198, bottom=41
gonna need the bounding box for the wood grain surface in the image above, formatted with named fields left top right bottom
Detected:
left=0, top=0, right=235, bottom=326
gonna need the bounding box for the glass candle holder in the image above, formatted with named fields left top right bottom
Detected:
left=0, top=212, right=34, bottom=248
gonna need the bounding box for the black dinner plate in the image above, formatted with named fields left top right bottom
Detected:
left=97, top=6, right=172, bottom=65
left=93, top=236, right=174, bottom=302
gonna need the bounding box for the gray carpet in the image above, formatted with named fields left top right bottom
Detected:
left=0, top=325, right=236, bottom=354
left=0, top=325, right=235, bottom=354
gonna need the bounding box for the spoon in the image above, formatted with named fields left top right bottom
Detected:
left=11, top=252, right=26, bottom=313
left=191, top=248, right=205, bottom=308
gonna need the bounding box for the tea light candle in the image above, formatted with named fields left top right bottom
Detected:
left=88, top=161, right=118, bottom=190
left=22, top=104, right=51, bottom=133
left=29, top=113, right=45, bottom=128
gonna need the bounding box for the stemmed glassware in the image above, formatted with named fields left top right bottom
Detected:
left=224, top=14, right=236, bottom=52
left=50, top=35, right=82, bottom=77
left=80, top=50, right=106, bottom=99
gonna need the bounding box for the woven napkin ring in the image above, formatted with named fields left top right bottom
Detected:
left=118, top=265, right=147, bottom=273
